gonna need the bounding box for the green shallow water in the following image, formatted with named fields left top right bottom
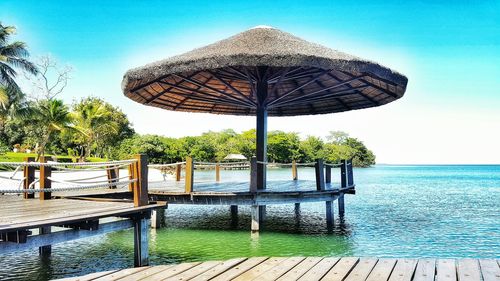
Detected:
left=1, top=165, right=499, bottom=280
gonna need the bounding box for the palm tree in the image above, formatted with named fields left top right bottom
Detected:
left=0, top=22, right=37, bottom=95
left=30, top=99, right=72, bottom=159
left=71, top=99, right=118, bottom=159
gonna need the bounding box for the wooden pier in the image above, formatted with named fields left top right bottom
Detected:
left=56, top=256, right=500, bottom=281
left=0, top=155, right=164, bottom=267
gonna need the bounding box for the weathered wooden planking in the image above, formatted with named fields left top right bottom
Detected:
left=413, top=259, right=436, bottom=281
left=366, top=258, right=397, bottom=281
left=0, top=199, right=160, bottom=232
left=321, top=257, right=359, bottom=281
left=254, top=256, right=306, bottom=281
left=90, top=266, right=149, bottom=281
left=479, top=259, right=500, bottom=281
left=117, top=265, right=173, bottom=281
left=297, top=257, right=339, bottom=281
left=388, top=259, right=418, bottom=281
left=457, top=259, right=481, bottom=281
left=53, top=270, right=118, bottom=281
left=344, top=258, right=378, bottom=281
left=436, top=259, right=457, bottom=281
left=276, top=257, right=323, bottom=281
left=190, top=258, right=247, bottom=281
left=139, top=262, right=201, bottom=281
left=211, top=257, right=268, bottom=281
left=232, top=257, right=288, bottom=281
left=165, top=260, right=221, bottom=281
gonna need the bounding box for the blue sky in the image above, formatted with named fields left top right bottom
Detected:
left=2, top=1, right=500, bottom=164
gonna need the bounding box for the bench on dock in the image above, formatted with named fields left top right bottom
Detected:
left=55, top=256, right=500, bottom=281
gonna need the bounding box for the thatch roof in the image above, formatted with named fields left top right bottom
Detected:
left=122, top=26, right=408, bottom=116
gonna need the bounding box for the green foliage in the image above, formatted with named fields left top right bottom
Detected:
left=268, top=131, right=301, bottom=163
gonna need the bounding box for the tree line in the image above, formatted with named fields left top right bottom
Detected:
left=0, top=21, right=375, bottom=167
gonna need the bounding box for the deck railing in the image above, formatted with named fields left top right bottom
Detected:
left=0, top=154, right=149, bottom=207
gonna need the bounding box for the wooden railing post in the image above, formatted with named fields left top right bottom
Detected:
left=325, top=165, right=331, bottom=184
left=215, top=162, right=221, bottom=182
left=347, top=159, right=354, bottom=186
left=175, top=163, right=182, bottom=181
left=315, top=159, right=325, bottom=191
left=249, top=156, right=257, bottom=192
left=39, top=156, right=51, bottom=200
left=107, top=164, right=119, bottom=189
left=340, top=159, right=348, bottom=189
left=128, top=162, right=135, bottom=192
left=292, top=160, right=298, bottom=181
left=23, top=157, right=35, bottom=199
left=184, top=156, right=194, bottom=193
left=133, top=154, right=148, bottom=207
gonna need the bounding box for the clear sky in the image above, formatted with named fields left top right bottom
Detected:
left=2, top=1, right=499, bottom=164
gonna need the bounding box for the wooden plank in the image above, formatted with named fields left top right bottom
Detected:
left=255, top=257, right=306, bottom=281
left=110, top=265, right=173, bottom=281
left=140, top=262, right=201, bottom=281
left=190, top=258, right=247, bottom=281
left=388, top=259, right=417, bottom=281
left=0, top=202, right=160, bottom=232
left=233, top=257, right=287, bottom=281
left=134, top=154, right=148, bottom=207
left=276, top=257, right=322, bottom=281
left=321, top=257, right=359, bottom=281
left=165, top=260, right=221, bottom=280
left=366, top=258, right=397, bottom=281
left=344, top=258, right=378, bottom=281
left=436, top=259, right=456, bottom=281
left=211, top=257, right=268, bottom=281
left=479, top=259, right=500, bottom=281
left=92, top=266, right=149, bottom=280
left=457, top=259, right=481, bottom=281
left=413, top=259, right=436, bottom=281
left=298, top=257, right=339, bottom=281
left=52, top=269, right=118, bottom=281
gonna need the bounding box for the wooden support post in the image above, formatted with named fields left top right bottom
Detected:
left=230, top=205, right=238, bottom=217
left=184, top=157, right=194, bottom=193
left=325, top=165, right=331, bottom=184
left=133, top=214, right=149, bottom=267
left=215, top=162, right=221, bottom=182
left=107, top=165, right=119, bottom=189
left=128, top=163, right=135, bottom=192
left=326, top=201, right=334, bottom=228
left=315, top=159, right=325, bottom=191
left=133, top=154, right=148, bottom=207
left=39, top=156, right=51, bottom=200
left=249, top=156, right=257, bottom=192
left=151, top=207, right=166, bottom=229
left=175, top=163, right=182, bottom=182
left=251, top=205, right=259, bottom=232
left=23, top=157, right=35, bottom=199
left=39, top=226, right=51, bottom=256
left=259, top=205, right=266, bottom=224
left=292, top=160, right=298, bottom=180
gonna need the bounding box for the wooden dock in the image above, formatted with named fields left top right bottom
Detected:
left=55, top=256, right=500, bottom=281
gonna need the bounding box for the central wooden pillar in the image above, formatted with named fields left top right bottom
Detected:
left=255, top=69, right=268, bottom=228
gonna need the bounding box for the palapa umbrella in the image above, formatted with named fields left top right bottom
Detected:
left=122, top=26, right=408, bottom=189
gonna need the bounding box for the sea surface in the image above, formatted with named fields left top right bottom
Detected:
left=1, top=165, right=499, bottom=280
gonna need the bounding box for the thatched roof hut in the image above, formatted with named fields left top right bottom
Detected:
left=122, top=26, right=408, bottom=189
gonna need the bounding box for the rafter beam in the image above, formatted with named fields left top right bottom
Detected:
left=207, top=70, right=257, bottom=106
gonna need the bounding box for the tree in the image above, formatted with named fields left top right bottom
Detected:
left=326, top=130, right=349, bottom=144
left=29, top=99, right=72, bottom=159
left=71, top=97, right=133, bottom=159
left=24, top=55, right=72, bottom=100
left=299, top=136, right=325, bottom=162
left=0, top=22, right=37, bottom=96
left=267, top=131, right=301, bottom=163
left=345, top=137, right=376, bottom=167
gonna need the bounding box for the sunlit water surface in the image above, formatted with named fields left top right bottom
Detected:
left=1, top=165, right=499, bottom=280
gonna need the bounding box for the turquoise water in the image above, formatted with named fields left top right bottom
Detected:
left=1, top=165, right=499, bottom=280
